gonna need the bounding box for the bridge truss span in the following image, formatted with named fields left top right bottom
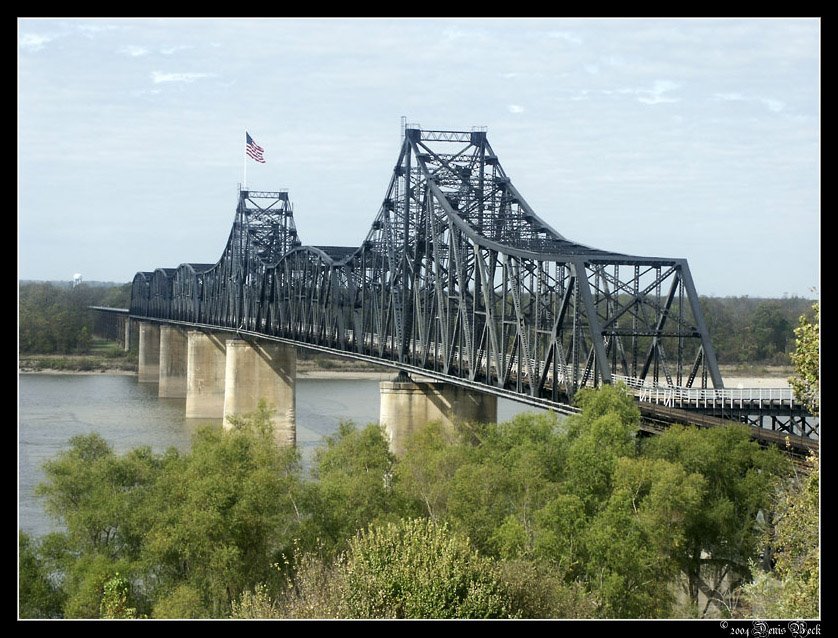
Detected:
left=132, top=127, right=737, bottom=410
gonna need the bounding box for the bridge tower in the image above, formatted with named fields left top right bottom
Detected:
left=120, top=126, right=820, bottom=452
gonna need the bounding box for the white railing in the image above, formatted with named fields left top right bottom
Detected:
left=292, top=324, right=797, bottom=406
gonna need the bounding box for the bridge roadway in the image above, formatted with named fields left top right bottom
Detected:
left=104, top=126, right=818, bottom=456
left=92, top=308, right=818, bottom=456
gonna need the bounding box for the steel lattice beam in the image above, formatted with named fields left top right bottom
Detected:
left=131, top=128, right=730, bottom=407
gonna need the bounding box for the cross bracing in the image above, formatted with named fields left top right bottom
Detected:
left=130, top=129, right=729, bottom=408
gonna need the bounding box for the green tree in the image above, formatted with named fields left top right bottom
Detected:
left=19, top=282, right=106, bottom=354
left=100, top=573, right=139, bottom=618
left=394, top=419, right=468, bottom=521
left=644, top=424, right=789, bottom=616
left=34, top=433, right=161, bottom=617
left=338, top=518, right=513, bottom=618
left=789, top=302, right=819, bottom=416
left=303, top=422, right=402, bottom=552
left=443, top=412, right=566, bottom=556
left=59, top=552, right=136, bottom=618
left=580, top=456, right=705, bottom=617
left=563, top=384, right=640, bottom=514
left=34, top=405, right=306, bottom=618
left=37, top=434, right=160, bottom=560
left=750, top=300, right=792, bottom=363
left=740, top=453, right=819, bottom=618
left=152, top=584, right=209, bottom=619
left=18, top=532, right=65, bottom=618
left=144, top=410, right=304, bottom=616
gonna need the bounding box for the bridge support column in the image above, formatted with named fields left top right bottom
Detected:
left=186, top=330, right=228, bottom=419
left=124, top=317, right=132, bottom=352
left=138, top=322, right=161, bottom=383
left=159, top=325, right=188, bottom=398
left=379, top=374, right=497, bottom=456
left=223, top=339, right=296, bottom=447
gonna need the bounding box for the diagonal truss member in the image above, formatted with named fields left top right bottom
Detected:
left=131, top=127, right=724, bottom=405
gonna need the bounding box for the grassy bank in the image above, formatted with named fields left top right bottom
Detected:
left=20, top=337, right=138, bottom=373
left=19, top=354, right=137, bottom=373
left=20, top=340, right=791, bottom=379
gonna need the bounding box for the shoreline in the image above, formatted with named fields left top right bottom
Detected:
left=18, top=367, right=395, bottom=381
left=19, top=367, right=792, bottom=387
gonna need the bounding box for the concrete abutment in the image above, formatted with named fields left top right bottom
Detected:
left=379, top=373, right=497, bottom=455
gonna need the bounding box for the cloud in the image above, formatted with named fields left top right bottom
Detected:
left=19, top=33, right=54, bottom=51
left=713, top=92, right=745, bottom=102
left=508, top=104, right=525, bottom=114
left=443, top=27, right=472, bottom=41
left=761, top=98, right=785, bottom=113
left=636, top=80, right=681, bottom=105
left=151, top=71, right=215, bottom=84
left=547, top=30, right=582, bottom=45
left=712, top=92, right=786, bottom=113
left=120, top=45, right=149, bottom=57
left=160, top=45, right=193, bottom=55
left=76, top=24, right=123, bottom=37
left=132, top=88, right=163, bottom=97
left=584, top=64, right=599, bottom=75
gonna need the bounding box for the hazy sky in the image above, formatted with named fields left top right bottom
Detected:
left=18, top=18, right=819, bottom=297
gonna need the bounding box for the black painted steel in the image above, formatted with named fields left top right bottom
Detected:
left=125, top=128, right=816, bottom=443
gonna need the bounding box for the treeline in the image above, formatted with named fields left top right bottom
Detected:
left=19, top=387, right=817, bottom=619
left=19, top=282, right=131, bottom=355
left=18, top=281, right=815, bottom=367
left=699, top=295, right=815, bottom=366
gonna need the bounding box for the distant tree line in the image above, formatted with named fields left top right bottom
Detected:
left=18, top=281, right=816, bottom=368
left=699, top=295, right=815, bottom=366
left=19, top=282, right=131, bottom=355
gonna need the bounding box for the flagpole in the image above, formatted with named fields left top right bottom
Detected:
left=243, top=130, right=247, bottom=190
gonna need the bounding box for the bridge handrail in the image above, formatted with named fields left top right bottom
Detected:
left=612, top=373, right=795, bottom=404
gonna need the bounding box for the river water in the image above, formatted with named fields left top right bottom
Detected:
left=18, top=373, right=538, bottom=538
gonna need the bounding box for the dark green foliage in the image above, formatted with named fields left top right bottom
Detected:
left=18, top=532, right=65, bottom=618
left=19, top=281, right=130, bottom=355
left=698, top=295, right=814, bottom=365
left=23, top=387, right=794, bottom=619
left=788, top=302, right=819, bottom=415
left=303, top=422, right=404, bottom=553
left=643, top=424, right=790, bottom=615
left=740, top=452, right=819, bottom=618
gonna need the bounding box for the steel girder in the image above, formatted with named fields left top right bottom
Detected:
left=130, top=128, right=724, bottom=405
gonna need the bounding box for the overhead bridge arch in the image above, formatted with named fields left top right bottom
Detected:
left=122, top=126, right=817, bottom=451
left=130, top=127, right=725, bottom=404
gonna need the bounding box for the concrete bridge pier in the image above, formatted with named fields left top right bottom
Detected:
left=222, top=339, right=296, bottom=447
left=185, top=330, right=228, bottom=419
left=124, top=317, right=132, bottom=352
left=158, top=325, right=188, bottom=398
left=379, top=372, right=497, bottom=456
left=138, top=322, right=161, bottom=383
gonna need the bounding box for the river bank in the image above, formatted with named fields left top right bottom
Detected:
left=18, top=352, right=394, bottom=380
left=19, top=354, right=795, bottom=385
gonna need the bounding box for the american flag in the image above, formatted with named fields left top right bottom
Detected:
left=246, top=132, right=266, bottom=163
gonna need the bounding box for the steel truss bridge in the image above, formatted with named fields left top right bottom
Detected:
left=121, top=127, right=817, bottom=453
